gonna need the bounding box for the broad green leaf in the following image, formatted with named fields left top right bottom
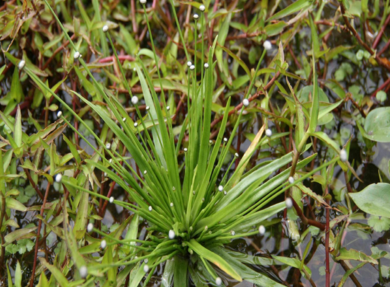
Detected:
left=38, top=257, right=69, bottom=287
left=268, top=0, right=311, bottom=21
left=349, top=183, right=390, bottom=218
left=9, top=66, right=24, bottom=103
left=5, top=226, right=37, bottom=243
left=336, top=248, right=378, bottom=264
left=15, top=261, right=22, bottom=287
left=265, top=22, right=287, bottom=36
left=173, top=255, right=188, bottom=287
left=6, top=198, right=27, bottom=212
left=363, top=107, right=390, bottom=142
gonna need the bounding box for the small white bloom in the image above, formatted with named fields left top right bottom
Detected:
left=243, top=98, right=249, bottom=107
left=57, top=111, right=62, bottom=117
left=170, top=202, right=174, bottom=207
left=209, top=140, right=213, bottom=144
left=133, top=67, right=136, bottom=71
left=288, top=176, right=295, bottom=184
left=190, top=65, right=195, bottom=70
left=285, top=197, right=293, bottom=209
left=216, top=277, right=222, bottom=286
left=223, top=137, right=228, bottom=142
left=18, top=60, right=26, bottom=70
left=263, top=40, right=272, bottom=51
left=109, top=159, right=112, bottom=163
left=144, top=170, right=147, bottom=174
left=74, top=51, right=80, bottom=59
left=166, top=106, right=170, bottom=110
left=134, top=122, right=138, bottom=127
left=187, top=61, right=192, bottom=67
left=100, top=240, right=107, bottom=249
left=204, top=63, right=209, bottom=68
left=259, top=225, right=265, bottom=235
left=234, top=152, right=239, bottom=157
left=231, top=230, right=235, bottom=236
left=340, top=149, right=348, bottom=162
left=102, top=25, right=109, bottom=32
left=205, top=226, right=208, bottom=230
left=184, top=148, right=188, bottom=152
left=55, top=174, right=62, bottom=183
left=131, top=96, right=138, bottom=105
left=79, top=266, right=88, bottom=278
left=265, top=129, right=272, bottom=137
left=223, top=191, right=227, bottom=195
left=218, top=185, right=223, bottom=192
left=140, top=0, right=146, bottom=4
left=193, top=13, right=199, bottom=19
left=144, top=259, right=148, bottom=264
left=169, top=229, right=175, bottom=239
left=143, top=264, right=149, bottom=272
left=199, top=4, right=205, bottom=11
left=87, top=223, right=93, bottom=232
left=123, top=117, right=127, bottom=122
left=109, top=197, right=114, bottom=203
left=146, top=106, right=150, bottom=111
left=104, top=172, right=107, bottom=177
left=148, top=206, right=153, bottom=211
left=190, top=226, right=193, bottom=231
left=106, top=143, right=111, bottom=149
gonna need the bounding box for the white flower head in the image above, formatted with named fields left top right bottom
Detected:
left=218, top=185, right=223, bottom=192
left=190, top=65, right=195, bottom=70
left=166, top=106, right=170, bottom=110
left=146, top=106, right=150, bottom=111
left=57, top=111, right=62, bottom=117
left=187, top=61, right=192, bottom=67
left=193, top=13, right=199, bottom=19
left=102, top=25, right=109, bottom=32
left=170, top=202, right=174, bottom=207
left=340, top=149, right=348, bottom=162
left=234, top=152, right=239, bottom=157
left=259, top=225, right=266, bottom=235
left=55, top=174, right=62, bottom=183
left=144, top=170, right=147, bottom=175
left=134, top=122, right=138, bottom=127
left=140, top=0, right=146, bottom=4
left=74, top=51, right=80, bottom=59
left=265, top=129, right=272, bottom=137
left=169, top=229, right=175, bottom=239
left=231, top=230, right=235, bottom=236
left=199, top=4, right=205, bottom=11
left=148, top=205, right=153, bottom=211
left=18, top=60, right=26, bottom=70
left=131, top=96, right=139, bottom=105
left=184, top=148, right=188, bottom=152
left=106, top=143, right=111, bottom=149
left=143, top=264, right=149, bottom=272
left=87, top=223, right=93, bottom=232
left=123, top=117, right=127, bottom=122
left=79, top=266, right=88, bottom=278
left=223, top=137, right=228, bottom=142
left=204, top=63, right=209, bottom=68
left=263, top=40, right=272, bottom=51
left=243, top=98, right=249, bottom=107
left=100, top=240, right=107, bottom=249
left=216, top=277, right=222, bottom=286
left=285, top=197, right=293, bottom=209
left=109, top=196, right=114, bottom=203
left=288, top=176, right=295, bottom=184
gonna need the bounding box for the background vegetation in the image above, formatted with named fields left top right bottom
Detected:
left=1, top=0, right=390, bottom=286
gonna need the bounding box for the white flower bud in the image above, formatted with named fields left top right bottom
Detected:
left=285, top=197, right=293, bottom=209
left=143, top=264, right=149, bottom=272
left=170, top=202, right=174, bottom=207
left=146, top=106, right=150, bottom=110
left=263, top=40, right=272, bottom=51
left=169, top=229, right=175, bottom=239
left=183, top=148, right=188, bottom=152
left=109, top=196, right=114, bottom=203
left=193, top=13, right=199, bottom=19
left=131, top=96, right=138, bottom=105
left=243, top=98, right=249, bottom=107
left=79, top=266, right=88, bottom=278
left=140, top=0, right=146, bottom=4
left=187, top=61, right=192, bottom=67
left=216, top=277, right=222, bottom=286
left=102, top=25, right=109, bottom=32
left=166, top=106, right=170, bottom=110
left=204, top=63, right=209, bottom=68
left=265, top=129, right=272, bottom=137
left=100, top=240, right=106, bottom=249
left=190, top=65, right=195, bottom=70
left=218, top=185, right=223, bottom=192
left=340, top=149, right=348, bottom=162
left=231, top=230, right=235, bottom=236
left=199, top=4, right=205, bottom=11
left=57, top=111, right=62, bottom=117
left=18, top=60, right=26, bottom=70
left=144, top=170, right=147, bottom=174
left=134, top=122, right=138, bottom=127
left=148, top=206, right=153, bottom=211
left=106, top=143, right=111, bottom=149
left=259, top=225, right=265, bottom=235
left=234, top=152, right=239, bottom=157
left=123, top=117, right=127, bottom=122
left=288, top=176, right=294, bottom=184
left=55, top=174, right=62, bottom=183
left=74, top=51, right=80, bottom=59
left=87, top=223, right=93, bottom=232
left=223, top=137, right=228, bottom=142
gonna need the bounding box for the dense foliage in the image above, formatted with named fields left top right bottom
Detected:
left=1, top=0, right=390, bottom=286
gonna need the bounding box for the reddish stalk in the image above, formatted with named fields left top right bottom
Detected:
left=29, top=183, right=51, bottom=287
left=98, top=55, right=136, bottom=63
left=372, top=13, right=390, bottom=49
left=291, top=198, right=325, bottom=231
